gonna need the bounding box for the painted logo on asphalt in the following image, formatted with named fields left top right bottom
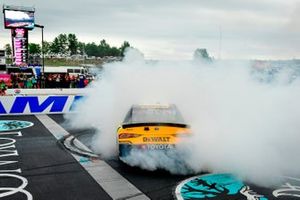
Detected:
left=176, top=173, right=268, bottom=200
left=0, top=120, right=34, bottom=131
left=176, top=174, right=300, bottom=199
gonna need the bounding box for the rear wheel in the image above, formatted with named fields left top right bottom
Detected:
left=118, top=144, right=132, bottom=158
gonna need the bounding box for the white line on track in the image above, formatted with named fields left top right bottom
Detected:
left=36, top=115, right=150, bottom=200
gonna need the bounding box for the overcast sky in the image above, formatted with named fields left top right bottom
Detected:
left=1, top=0, right=299, bottom=60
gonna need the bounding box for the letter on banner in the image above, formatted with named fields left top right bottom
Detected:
left=0, top=101, right=6, bottom=114
left=10, top=96, right=68, bottom=113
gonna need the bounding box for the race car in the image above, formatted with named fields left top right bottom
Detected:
left=117, top=104, right=191, bottom=158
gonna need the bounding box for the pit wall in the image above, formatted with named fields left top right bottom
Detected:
left=0, top=89, right=87, bottom=115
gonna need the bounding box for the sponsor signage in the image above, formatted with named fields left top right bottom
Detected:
left=0, top=95, right=83, bottom=115
left=3, top=5, right=35, bottom=30
left=3, top=4, right=35, bottom=68
left=12, top=28, right=28, bottom=66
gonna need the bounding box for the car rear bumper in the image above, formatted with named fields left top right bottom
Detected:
left=118, top=144, right=176, bottom=158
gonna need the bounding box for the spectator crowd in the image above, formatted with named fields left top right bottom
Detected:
left=44, top=74, right=92, bottom=88
left=0, top=73, right=94, bottom=96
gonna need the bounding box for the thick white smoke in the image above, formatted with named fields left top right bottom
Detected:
left=65, top=48, right=300, bottom=186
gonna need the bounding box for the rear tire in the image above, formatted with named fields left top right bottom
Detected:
left=119, top=144, right=132, bottom=158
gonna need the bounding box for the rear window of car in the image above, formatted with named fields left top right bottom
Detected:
left=123, top=105, right=185, bottom=124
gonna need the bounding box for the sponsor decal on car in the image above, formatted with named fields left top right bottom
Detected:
left=146, top=144, right=173, bottom=150
left=143, top=137, right=170, bottom=143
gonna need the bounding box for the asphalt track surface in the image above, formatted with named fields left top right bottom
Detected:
left=0, top=114, right=299, bottom=200
left=49, top=114, right=190, bottom=200
left=0, top=114, right=189, bottom=200
left=0, top=115, right=111, bottom=200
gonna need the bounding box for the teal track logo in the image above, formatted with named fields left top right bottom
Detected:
left=0, top=120, right=34, bottom=131
left=175, top=173, right=268, bottom=200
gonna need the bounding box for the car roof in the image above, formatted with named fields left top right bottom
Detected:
left=123, top=104, right=185, bottom=124
left=132, top=104, right=175, bottom=109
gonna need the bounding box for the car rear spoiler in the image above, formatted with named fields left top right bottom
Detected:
left=122, top=123, right=189, bottom=129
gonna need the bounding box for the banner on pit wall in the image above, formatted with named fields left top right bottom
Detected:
left=0, top=95, right=84, bottom=115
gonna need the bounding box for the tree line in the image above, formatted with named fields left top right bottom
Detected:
left=4, top=33, right=131, bottom=57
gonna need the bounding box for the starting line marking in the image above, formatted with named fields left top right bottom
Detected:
left=36, top=115, right=150, bottom=200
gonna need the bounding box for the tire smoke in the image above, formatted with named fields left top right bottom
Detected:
left=65, top=48, right=300, bottom=186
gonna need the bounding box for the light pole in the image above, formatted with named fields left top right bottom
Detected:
left=34, top=24, right=45, bottom=88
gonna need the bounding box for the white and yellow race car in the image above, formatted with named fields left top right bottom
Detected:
left=117, top=104, right=191, bottom=158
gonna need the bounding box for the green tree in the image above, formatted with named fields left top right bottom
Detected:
left=4, top=44, right=12, bottom=56
left=120, top=41, right=130, bottom=56
left=193, top=48, right=212, bottom=62
left=85, top=42, right=99, bottom=57
left=28, top=43, right=41, bottom=55
left=42, top=41, right=51, bottom=54
left=50, top=37, right=60, bottom=54
left=98, top=39, right=110, bottom=57
left=45, top=33, right=132, bottom=58
left=68, top=33, right=78, bottom=55
left=77, top=42, right=85, bottom=55
left=58, top=34, right=68, bottom=54
left=50, top=34, right=68, bottom=55
left=109, top=47, right=121, bottom=57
